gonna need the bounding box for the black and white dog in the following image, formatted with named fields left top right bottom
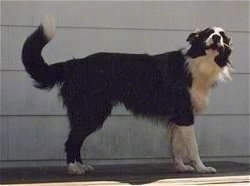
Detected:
left=22, top=16, right=232, bottom=175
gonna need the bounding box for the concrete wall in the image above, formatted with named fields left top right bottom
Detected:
left=1, top=1, right=249, bottom=167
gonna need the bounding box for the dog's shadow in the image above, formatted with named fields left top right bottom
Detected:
left=1, top=162, right=249, bottom=185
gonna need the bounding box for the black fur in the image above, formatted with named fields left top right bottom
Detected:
left=22, top=26, right=65, bottom=89
left=22, top=24, right=231, bottom=165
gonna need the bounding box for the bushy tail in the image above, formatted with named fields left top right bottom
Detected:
left=22, top=16, right=64, bottom=89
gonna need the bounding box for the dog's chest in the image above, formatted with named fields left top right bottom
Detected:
left=187, top=56, right=221, bottom=113
left=190, top=85, right=209, bottom=113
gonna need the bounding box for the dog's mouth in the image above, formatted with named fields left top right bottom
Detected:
left=205, top=34, right=228, bottom=52
left=206, top=42, right=224, bottom=51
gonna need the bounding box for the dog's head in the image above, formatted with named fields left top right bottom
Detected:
left=186, top=27, right=233, bottom=82
left=186, top=27, right=232, bottom=68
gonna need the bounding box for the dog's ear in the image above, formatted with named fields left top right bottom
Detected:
left=215, top=45, right=232, bottom=67
left=186, top=29, right=200, bottom=43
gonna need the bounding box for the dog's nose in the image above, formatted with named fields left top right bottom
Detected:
left=212, top=34, right=221, bottom=43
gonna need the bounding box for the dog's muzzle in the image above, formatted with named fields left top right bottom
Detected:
left=206, top=34, right=224, bottom=50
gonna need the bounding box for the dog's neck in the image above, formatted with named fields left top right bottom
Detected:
left=187, top=50, right=221, bottom=113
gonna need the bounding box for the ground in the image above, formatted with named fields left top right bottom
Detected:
left=1, top=162, right=249, bottom=185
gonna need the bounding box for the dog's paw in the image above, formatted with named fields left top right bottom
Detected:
left=67, top=162, right=86, bottom=175
left=195, top=166, right=217, bottom=174
left=81, top=163, right=95, bottom=172
left=67, top=162, right=95, bottom=175
left=175, top=164, right=195, bottom=173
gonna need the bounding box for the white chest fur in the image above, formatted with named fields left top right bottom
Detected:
left=187, top=51, right=221, bottom=113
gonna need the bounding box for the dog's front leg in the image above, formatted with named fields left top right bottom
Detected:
left=169, top=125, right=195, bottom=172
left=170, top=125, right=216, bottom=173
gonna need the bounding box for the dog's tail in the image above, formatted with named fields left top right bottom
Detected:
left=22, top=16, right=65, bottom=89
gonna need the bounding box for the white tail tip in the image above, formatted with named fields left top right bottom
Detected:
left=41, top=15, right=56, bottom=41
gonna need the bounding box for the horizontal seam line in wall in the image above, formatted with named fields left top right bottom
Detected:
left=0, top=114, right=249, bottom=117
left=0, top=69, right=249, bottom=75
left=1, top=24, right=250, bottom=33
left=1, top=156, right=250, bottom=162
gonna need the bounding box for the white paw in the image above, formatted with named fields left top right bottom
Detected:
left=67, top=162, right=86, bottom=175
left=80, top=163, right=95, bottom=172
left=67, top=162, right=95, bottom=175
left=195, top=166, right=217, bottom=173
left=175, top=164, right=195, bottom=172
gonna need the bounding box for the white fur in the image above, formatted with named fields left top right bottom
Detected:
left=67, top=161, right=94, bottom=175
left=205, top=27, right=225, bottom=47
left=185, top=28, right=233, bottom=113
left=68, top=162, right=85, bottom=175
left=170, top=125, right=216, bottom=173
left=218, top=65, right=234, bottom=82
left=83, top=164, right=95, bottom=171
left=187, top=52, right=221, bottom=113
left=169, top=125, right=195, bottom=172
left=171, top=29, right=231, bottom=173
left=41, top=15, right=56, bottom=41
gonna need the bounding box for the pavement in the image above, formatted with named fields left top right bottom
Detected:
left=0, top=162, right=249, bottom=185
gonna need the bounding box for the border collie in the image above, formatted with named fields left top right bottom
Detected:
left=22, top=16, right=232, bottom=175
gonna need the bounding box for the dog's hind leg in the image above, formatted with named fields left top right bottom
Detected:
left=65, top=103, right=112, bottom=175
left=170, top=125, right=216, bottom=173
left=65, top=125, right=96, bottom=175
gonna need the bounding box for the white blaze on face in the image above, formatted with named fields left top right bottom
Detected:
left=205, top=27, right=225, bottom=47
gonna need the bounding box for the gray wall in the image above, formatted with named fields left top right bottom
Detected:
left=1, top=1, right=249, bottom=167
